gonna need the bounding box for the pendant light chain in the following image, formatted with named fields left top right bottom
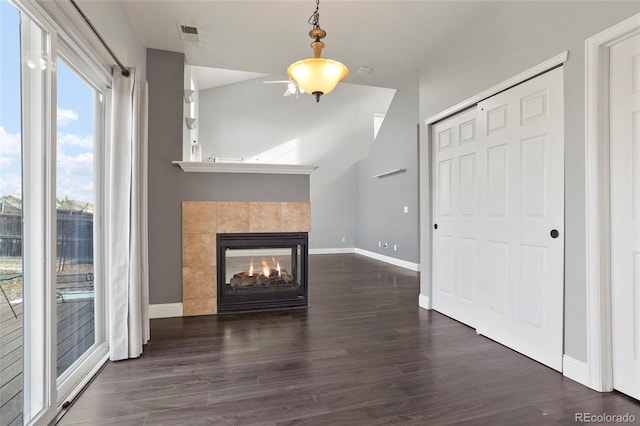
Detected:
left=308, top=0, right=321, bottom=31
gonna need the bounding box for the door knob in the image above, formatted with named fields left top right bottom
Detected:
left=434, top=224, right=438, bottom=230
left=550, top=229, right=559, bottom=239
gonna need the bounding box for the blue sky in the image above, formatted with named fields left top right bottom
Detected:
left=1, top=0, right=95, bottom=204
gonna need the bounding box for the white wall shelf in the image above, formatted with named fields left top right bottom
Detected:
left=372, top=168, right=406, bottom=178
left=172, top=161, right=317, bottom=175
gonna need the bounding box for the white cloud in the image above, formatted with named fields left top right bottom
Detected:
left=56, top=152, right=94, bottom=203
left=0, top=157, right=17, bottom=166
left=0, top=127, right=22, bottom=198
left=56, top=178, right=94, bottom=204
left=58, top=152, right=93, bottom=176
left=57, top=107, right=79, bottom=126
left=0, top=173, right=22, bottom=198
left=0, top=126, right=21, bottom=156
left=58, top=133, right=93, bottom=149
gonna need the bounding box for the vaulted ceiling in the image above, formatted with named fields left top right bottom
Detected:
left=121, top=1, right=501, bottom=89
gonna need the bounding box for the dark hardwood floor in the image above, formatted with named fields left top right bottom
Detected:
left=59, top=254, right=640, bottom=425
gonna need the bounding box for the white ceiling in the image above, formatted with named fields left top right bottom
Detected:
left=121, top=1, right=502, bottom=89
left=192, top=65, right=267, bottom=90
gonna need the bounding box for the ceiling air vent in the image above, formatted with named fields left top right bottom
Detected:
left=178, top=24, right=200, bottom=42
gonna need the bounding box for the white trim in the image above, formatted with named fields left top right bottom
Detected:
left=172, top=161, right=317, bottom=175
left=584, top=12, right=640, bottom=393
left=56, top=343, right=108, bottom=409
left=17, top=3, right=59, bottom=422
left=424, top=51, right=568, bottom=125
left=308, top=248, right=422, bottom=272
left=55, top=350, right=109, bottom=423
left=563, top=355, right=590, bottom=387
left=419, top=118, right=433, bottom=321
left=309, top=248, right=356, bottom=255
left=149, top=303, right=183, bottom=319
left=35, top=1, right=114, bottom=83
left=419, top=294, right=431, bottom=310
left=354, top=248, right=421, bottom=272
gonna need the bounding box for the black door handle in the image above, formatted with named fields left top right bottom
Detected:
left=434, top=224, right=438, bottom=230
left=550, top=229, right=559, bottom=239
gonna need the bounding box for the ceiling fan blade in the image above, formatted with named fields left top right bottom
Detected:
left=263, top=80, right=292, bottom=84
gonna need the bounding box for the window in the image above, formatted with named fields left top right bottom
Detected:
left=55, top=58, right=97, bottom=378
left=0, top=2, right=25, bottom=423
left=0, top=1, right=110, bottom=423
left=373, top=113, right=385, bottom=140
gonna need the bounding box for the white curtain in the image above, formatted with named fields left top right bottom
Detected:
left=108, top=67, right=150, bottom=360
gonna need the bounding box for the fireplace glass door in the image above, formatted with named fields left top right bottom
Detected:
left=217, top=233, right=308, bottom=312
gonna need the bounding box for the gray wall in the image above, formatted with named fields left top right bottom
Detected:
left=418, top=1, right=640, bottom=362
left=197, top=76, right=395, bottom=250
left=356, top=82, right=420, bottom=263
left=147, top=49, right=309, bottom=304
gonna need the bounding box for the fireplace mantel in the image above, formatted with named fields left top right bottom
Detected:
left=172, top=161, right=317, bottom=175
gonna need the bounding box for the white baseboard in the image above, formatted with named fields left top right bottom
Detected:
left=308, top=247, right=420, bottom=272
left=354, top=248, right=421, bottom=272
left=309, top=248, right=356, bottom=255
left=419, top=293, right=431, bottom=310
left=149, top=303, right=183, bottom=319
left=563, top=355, right=589, bottom=387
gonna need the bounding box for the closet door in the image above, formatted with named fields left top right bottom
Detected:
left=475, top=67, right=564, bottom=371
left=610, top=33, right=640, bottom=400
left=431, top=67, right=564, bottom=371
left=432, top=107, right=482, bottom=328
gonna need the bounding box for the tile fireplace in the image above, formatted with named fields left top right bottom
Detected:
left=217, top=232, right=308, bottom=313
left=181, top=201, right=311, bottom=316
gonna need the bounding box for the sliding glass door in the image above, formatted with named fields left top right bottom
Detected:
left=0, top=1, right=109, bottom=423
left=55, top=53, right=108, bottom=404
left=0, top=3, right=25, bottom=424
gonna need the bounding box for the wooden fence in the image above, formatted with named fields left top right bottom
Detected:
left=0, top=212, right=94, bottom=263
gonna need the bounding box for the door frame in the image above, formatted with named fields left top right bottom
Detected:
left=585, top=12, right=640, bottom=393
left=419, top=51, right=568, bottom=311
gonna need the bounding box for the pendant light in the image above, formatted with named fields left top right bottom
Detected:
left=287, top=0, right=348, bottom=103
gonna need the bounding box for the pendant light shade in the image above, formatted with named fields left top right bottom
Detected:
left=287, top=58, right=348, bottom=98
left=287, top=0, right=348, bottom=102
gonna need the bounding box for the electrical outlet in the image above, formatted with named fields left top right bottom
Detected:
left=378, top=241, right=381, bottom=247
left=341, top=236, right=346, bottom=243
left=393, top=244, right=397, bottom=251
left=404, top=206, right=409, bottom=213
left=384, top=242, right=388, bottom=248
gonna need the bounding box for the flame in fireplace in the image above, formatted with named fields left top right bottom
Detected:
left=271, top=257, right=282, bottom=278
left=243, top=257, right=283, bottom=279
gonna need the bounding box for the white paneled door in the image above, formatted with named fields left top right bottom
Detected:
left=432, top=108, right=481, bottom=327
left=610, top=33, right=640, bottom=401
left=432, top=67, right=564, bottom=371
left=432, top=108, right=482, bottom=328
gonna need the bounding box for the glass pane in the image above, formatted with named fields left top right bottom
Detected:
left=0, top=2, right=24, bottom=424
left=224, top=248, right=299, bottom=292
left=56, top=59, right=95, bottom=378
